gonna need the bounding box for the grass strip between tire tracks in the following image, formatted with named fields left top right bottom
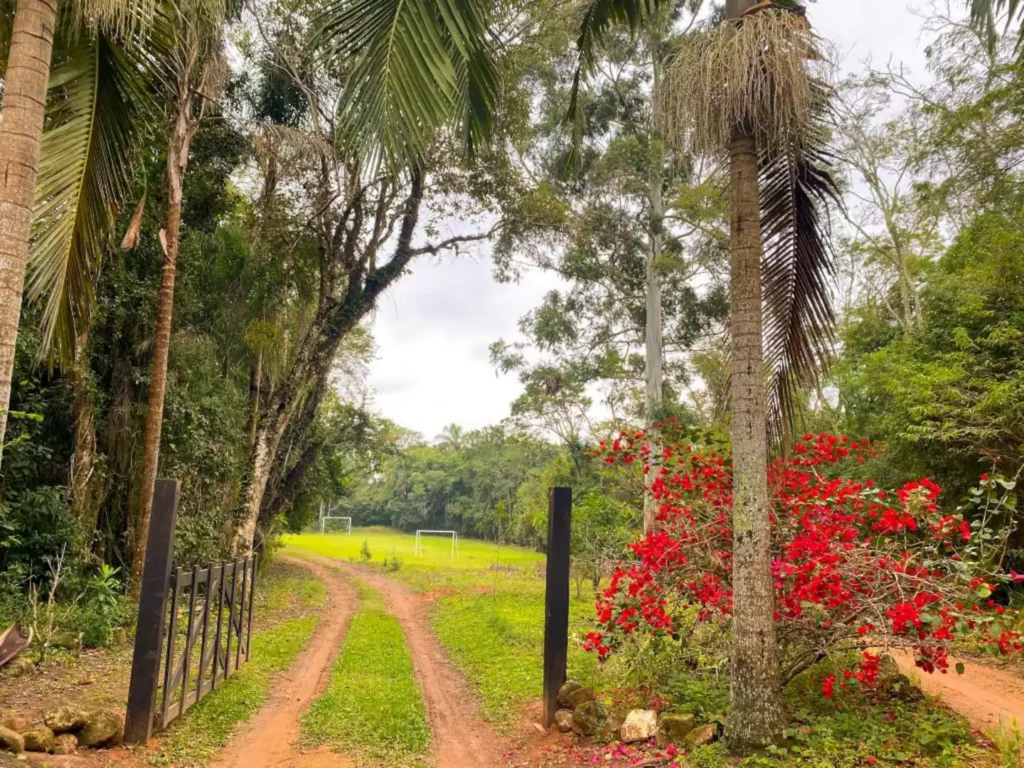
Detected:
left=301, top=582, right=431, bottom=767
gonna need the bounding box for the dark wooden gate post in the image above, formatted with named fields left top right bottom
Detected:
left=543, top=487, right=572, bottom=727
left=125, top=480, right=180, bottom=744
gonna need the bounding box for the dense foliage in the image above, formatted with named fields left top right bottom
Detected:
left=586, top=424, right=1022, bottom=695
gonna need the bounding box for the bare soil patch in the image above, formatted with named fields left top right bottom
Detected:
left=897, top=652, right=1024, bottom=732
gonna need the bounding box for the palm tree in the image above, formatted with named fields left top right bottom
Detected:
left=438, top=424, right=465, bottom=451
left=571, top=0, right=838, bottom=753
left=0, top=0, right=61, bottom=469
left=30, top=9, right=167, bottom=535
left=0, top=1, right=159, bottom=468
left=316, top=0, right=500, bottom=163
left=132, top=0, right=237, bottom=591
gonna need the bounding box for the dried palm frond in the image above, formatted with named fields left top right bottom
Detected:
left=760, top=82, right=840, bottom=446
left=662, top=8, right=823, bottom=155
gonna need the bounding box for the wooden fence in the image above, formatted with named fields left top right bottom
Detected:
left=125, top=480, right=258, bottom=743
left=156, top=556, right=257, bottom=729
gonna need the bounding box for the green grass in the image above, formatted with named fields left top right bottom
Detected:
left=287, top=528, right=1003, bottom=768
left=431, top=587, right=601, bottom=724
left=301, top=582, right=431, bottom=766
left=263, top=564, right=327, bottom=612
left=656, top=666, right=994, bottom=768
left=286, top=528, right=603, bottom=728
left=284, top=527, right=544, bottom=574
left=150, top=560, right=326, bottom=766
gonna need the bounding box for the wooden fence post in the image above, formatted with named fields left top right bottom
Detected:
left=125, top=480, right=180, bottom=744
left=543, top=487, right=572, bottom=728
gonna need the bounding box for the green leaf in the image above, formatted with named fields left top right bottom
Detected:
left=26, top=11, right=168, bottom=366
left=955, top=662, right=966, bottom=675
left=314, top=0, right=500, bottom=165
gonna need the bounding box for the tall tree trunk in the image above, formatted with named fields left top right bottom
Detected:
left=723, top=124, right=785, bottom=751
left=0, top=0, right=58, bottom=468
left=643, top=19, right=667, bottom=533
left=69, top=329, right=100, bottom=551
left=229, top=169, right=425, bottom=555
left=131, top=89, right=194, bottom=591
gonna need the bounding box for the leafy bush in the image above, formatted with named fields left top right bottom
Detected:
left=77, top=565, right=127, bottom=647
left=0, top=487, right=79, bottom=579
left=587, top=424, right=1023, bottom=697
left=360, top=540, right=372, bottom=562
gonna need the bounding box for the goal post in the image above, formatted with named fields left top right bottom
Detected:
left=318, top=499, right=352, bottom=534
left=414, top=530, right=458, bottom=558
left=320, top=516, right=352, bottom=534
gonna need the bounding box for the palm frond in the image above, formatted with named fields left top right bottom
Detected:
left=314, top=0, right=500, bottom=164
left=26, top=18, right=165, bottom=366
left=760, top=85, right=840, bottom=446
left=565, top=0, right=671, bottom=165
left=970, top=0, right=1024, bottom=53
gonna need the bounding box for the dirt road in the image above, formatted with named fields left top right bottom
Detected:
left=898, top=653, right=1024, bottom=733
left=327, top=560, right=509, bottom=768
left=209, top=555, right=358, bottom=768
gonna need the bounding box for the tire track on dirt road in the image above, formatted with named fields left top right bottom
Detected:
left=209, top=555, right=358, bottom=768
left=309, top=556, right=509, bottom=768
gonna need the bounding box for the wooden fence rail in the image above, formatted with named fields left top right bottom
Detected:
left=125, top=480, right=257, bottom=743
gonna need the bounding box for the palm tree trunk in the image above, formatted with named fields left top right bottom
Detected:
left=131, top=90, right=194, bottom=591
left=643, top=19, right=667, bottom=533
left=723, top=124, right=785, bottom=752
left=0, top=0, right=58, bottom=468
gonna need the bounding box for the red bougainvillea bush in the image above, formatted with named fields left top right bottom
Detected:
left=585, top=422, right=1022, bottom=697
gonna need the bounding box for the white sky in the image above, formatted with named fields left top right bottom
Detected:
left=366, top=0, right=934, bottom=441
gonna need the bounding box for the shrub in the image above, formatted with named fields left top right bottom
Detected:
left=586, top=423, right=1022, bottom=697
left=360, top=540, right=372, bottom=563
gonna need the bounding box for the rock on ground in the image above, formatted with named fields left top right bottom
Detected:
left=44, top=707, right=90, bottom=734
left=53, top=733, right=78, bottom=755
left=0, top=713, right=29, bottom=734
left=0, top=656, right=34, bottom=679
left=658, top=713, right=695, bottom=746
left=554, top=709, right=574, bottom=733
left=682, top=723, right=718, bottom=750
left=78, top=711, right=124, bottom=749
left=571, top=701, right=609, bottom=737
left=22, top=725, right=55, bottom=753
left=0, top=726, right=24, bottom=754
left=619, top=709, right=658, bottom=743
left=557, top=680, right=596, bottom=710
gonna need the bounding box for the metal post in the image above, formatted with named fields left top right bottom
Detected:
left=543, top=487, right=572, bottom=727
left=125, top=480, right=181, bottom=744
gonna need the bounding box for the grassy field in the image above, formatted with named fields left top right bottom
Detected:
left=284, top=527, right=544, bottom=574
left=301, top=582, right=431, bottom=766
left=151, top=561, right=326, bottom=766
left=285, top=528, right=1003, bottom=768
left=284, top=528, right=604, bottom=727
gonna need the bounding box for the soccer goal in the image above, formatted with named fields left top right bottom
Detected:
left=414, top=530, right=458, bottom=558
left=318, top=500, right=352, bottom=535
